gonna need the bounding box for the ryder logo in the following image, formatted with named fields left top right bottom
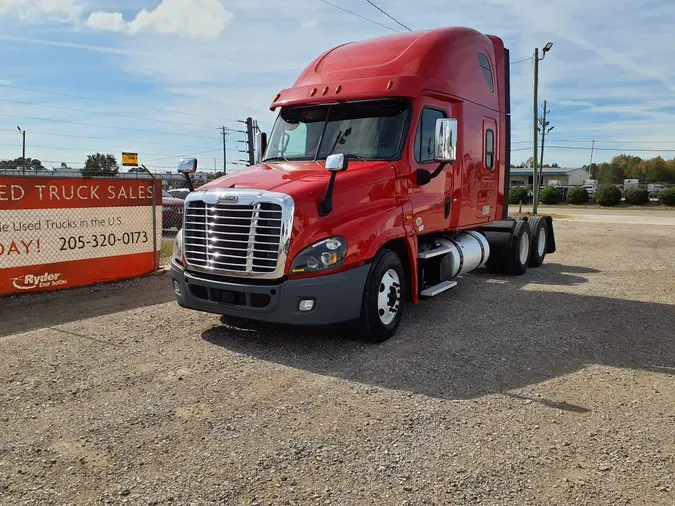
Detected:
left=12, top=272, right=68, bottom=291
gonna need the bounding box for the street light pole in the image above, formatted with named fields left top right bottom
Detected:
left=533, top=48, right=539, bottom=213
left=532, top=42, right=553, bottom=215
left=17, top=126, right=26, bottom=175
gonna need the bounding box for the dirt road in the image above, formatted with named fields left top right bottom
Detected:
left=1, top=220, right=674, bottom=505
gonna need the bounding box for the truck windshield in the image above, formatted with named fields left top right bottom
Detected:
left=263, top=99, right=410, bottom=162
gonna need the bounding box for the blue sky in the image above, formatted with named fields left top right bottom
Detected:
left=0, top=0, right=674, bottom=172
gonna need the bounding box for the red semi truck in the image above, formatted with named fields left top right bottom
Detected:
left=171, top=26, right=556, bottom=342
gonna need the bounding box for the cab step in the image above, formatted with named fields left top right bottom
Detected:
left=418, top=245, right=453, bottom=259
left=420, top=280, right=458, bottom=298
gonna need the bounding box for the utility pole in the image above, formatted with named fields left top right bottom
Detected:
left=220, top=126, right=229, bottom=175
left=538, top=101, right=553, bottom=186
left=589, top=140, right=595, bottom=176
left=532, top=42, right=553, bottom=215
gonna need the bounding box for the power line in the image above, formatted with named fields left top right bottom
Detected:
left=0, top=127, right=224, bottom=151
left=365, top=0, right=412, bottom=32
left=512, top=146, right=534, bottom=151
left=143, top=148, right=222, bottom=163
left=547, top=145, right=675, bottom=153
left=0, top=142, right=226, bottom=159
left=511, top=57, right=533, bottom=65
left=513, top=139, right=675, bottom=145
left=317, top=0, right=399, bottom=33
left=0, top=98, right=221, bottom=131
left=0, top=83, right=239, bottom=123
left=0, top=112, right=219, bottom=141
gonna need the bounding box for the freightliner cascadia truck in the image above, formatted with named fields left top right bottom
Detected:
left=170, top=26, right=556, bottom=342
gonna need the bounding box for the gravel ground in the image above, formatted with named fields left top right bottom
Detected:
left=1, top=219, right=674, bottom=506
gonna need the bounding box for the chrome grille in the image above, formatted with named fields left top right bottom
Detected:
left=182, top=190, right=294, bottom=279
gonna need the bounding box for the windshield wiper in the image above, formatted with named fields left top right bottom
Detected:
left=347, top=153, right=367, bottom=162
left=262, top=156, right=290, bottom=163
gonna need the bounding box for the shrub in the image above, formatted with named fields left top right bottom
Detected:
left=595, top=185, right=622, bottom=206
left=509, top=186, right=530, bottom=205
left=567, top=187, right=589, bottom=204
left=658, top=188, right=675, bottom=206
left=625, top=188, right=649, bottom=205
left=539, top=186, right=562, bottom=205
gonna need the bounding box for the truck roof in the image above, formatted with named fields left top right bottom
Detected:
left=271, top=26, right=506, bottom=113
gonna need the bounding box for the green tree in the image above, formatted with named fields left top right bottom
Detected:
left=81, top=153, right=119, bottom=177
left=30, top=159, right=45, bottom=171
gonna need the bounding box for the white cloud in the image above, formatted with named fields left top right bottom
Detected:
left=127, top=0, right=234, bottom=39
left=85, top=11, right=126, bottom=33
left=0, top=0, right=82, bottom=22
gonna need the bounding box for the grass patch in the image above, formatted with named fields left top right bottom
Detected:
left=160, top=238, right=174, bottom=265
left=511, top=212, right=573, bottom=220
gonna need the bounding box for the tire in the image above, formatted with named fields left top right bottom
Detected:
left=505, top=220, right=531, bottom=275
left=359, top=249, right=405, bottom=343
left=528, top=217, right=548, bottom=268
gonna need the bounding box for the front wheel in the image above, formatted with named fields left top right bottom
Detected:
left=359, top=249, right=404, bottom=343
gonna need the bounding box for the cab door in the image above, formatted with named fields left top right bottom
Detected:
left=475, top=117, right=498, bottom=220
left=407, top=100, right=455, bottom=234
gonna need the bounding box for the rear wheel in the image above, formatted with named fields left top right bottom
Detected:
left=506, top=220, right=531, bottom=275
left=360, top=249, right=404, bottom=343
left=528, top=217, right=548, bottom=267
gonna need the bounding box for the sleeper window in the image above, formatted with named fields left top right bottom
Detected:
left=478, top=53, right=494, bottom=92
left=485, top=129, right=495, bottom=170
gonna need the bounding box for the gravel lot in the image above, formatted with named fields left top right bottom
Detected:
left=1, top=218, right=674, bottom=506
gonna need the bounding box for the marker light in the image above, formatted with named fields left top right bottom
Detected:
left=335, top=84, right=342, bottom=94
left=387, top=80, right=394, bottom=90
left=310, top=88, right=317, bottom=97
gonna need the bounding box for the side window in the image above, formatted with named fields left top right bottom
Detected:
left=485, top=129, right=495, bottom=170
left=414, top=107, right=446, bottom=163
left=478, top=53, right=494, bottom=93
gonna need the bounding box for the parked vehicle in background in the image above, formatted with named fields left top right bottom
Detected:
left=168, top=188, right=191, bottom=200
left=162, top=190, right=184, bottom=231
left=582, top=184, right=596, bottom=200
left=553, top=185, right=575, bottom=201
left=648, top=184, right=666, bottom=198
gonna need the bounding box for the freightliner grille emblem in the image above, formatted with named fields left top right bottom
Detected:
left=218, top=195, right=239, bottom=203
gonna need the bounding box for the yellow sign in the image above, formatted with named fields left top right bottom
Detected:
left=122, top=152, right=139, bottom=166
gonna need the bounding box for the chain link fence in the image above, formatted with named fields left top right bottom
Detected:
left=0, top=173, right=174, bottom=296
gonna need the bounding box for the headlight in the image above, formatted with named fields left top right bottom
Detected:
left=173, top=228, right=183, bottom=261
left=291, top=237, right=347, bottom=274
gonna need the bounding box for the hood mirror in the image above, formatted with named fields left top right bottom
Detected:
left=319, top=153, right=348, bottom=217
left=177, top=158, right=197, bottom=191
left=177, top=158, right=198, bottom=174
left=255, top=132, right=268, bottom=165
left=325, top=153, right=348, bottom=173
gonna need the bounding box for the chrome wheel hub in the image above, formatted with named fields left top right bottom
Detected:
left=377, top=269, right=401, bottom=325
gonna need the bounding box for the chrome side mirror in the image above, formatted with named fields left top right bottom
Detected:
left=255, top=132, right=267, bottom=165
left=177, top=158, right=198, bottom=174
left=325, top=153, right=348, bottom=172
left=435, top=118, right=458, bottom=163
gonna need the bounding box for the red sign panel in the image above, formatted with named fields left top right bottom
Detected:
left=0, top=177, right=162, bottom=296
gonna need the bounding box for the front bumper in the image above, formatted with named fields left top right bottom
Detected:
left=171, top=259, right=370, bottom=325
